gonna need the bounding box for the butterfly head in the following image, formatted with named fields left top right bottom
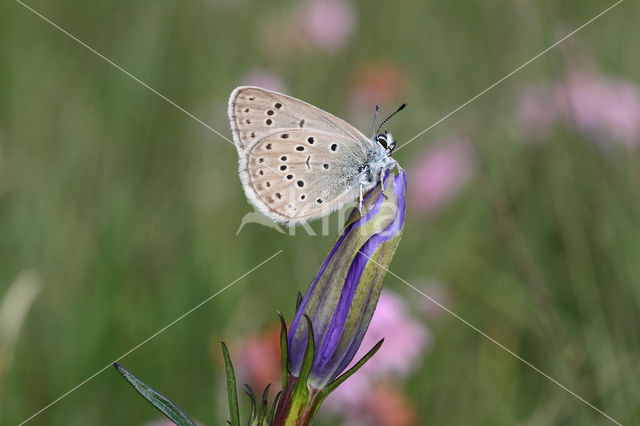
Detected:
left=372, top=103, right=406, bottom=156
left=375, top=131, right=396, bottom=155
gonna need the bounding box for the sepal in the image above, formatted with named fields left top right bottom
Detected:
left=316, top=338, right=384, bottom=404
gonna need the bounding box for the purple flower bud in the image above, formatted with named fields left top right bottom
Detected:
left=288, top=170, right=406, bottom=389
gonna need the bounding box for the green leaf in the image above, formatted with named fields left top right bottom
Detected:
left=317, top=338, right=384, bottom=404
left=277, top=311, right=290, bottom=391
left=221, top=342, right=241, bottom=426
left=113, top=362, right=196, bottom=426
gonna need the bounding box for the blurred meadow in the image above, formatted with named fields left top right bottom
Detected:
left=1, top=0, right=639, bottom=424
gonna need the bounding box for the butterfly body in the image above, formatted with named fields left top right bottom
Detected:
left=228, top=86, right=400, bottom=226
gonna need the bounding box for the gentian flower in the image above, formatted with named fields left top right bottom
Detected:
left=113, top=171, right=407, bottom=426
left=273, top=170, right=407, bottom=425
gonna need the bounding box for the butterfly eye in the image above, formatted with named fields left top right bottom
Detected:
left=377, top=136, right=388, bottom=149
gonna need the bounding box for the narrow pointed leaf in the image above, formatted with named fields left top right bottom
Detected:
left=277, top=311, right=290, bottom=390
left=113, top=363, right=196, bottom=426
left=221, top=342, right=241, bottom=426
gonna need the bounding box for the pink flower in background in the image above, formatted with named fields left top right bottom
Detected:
left=261, top=0, right=356, bottom=56
left=334, top=383, right=417, bottom=426
left=239, top=69, right=287, bottom=93
left=563, top=70, right=640, bottom=148
left=300, top=0, right=356, bottom=53
left=515, top=67, right=640, bottom=148
left=408, top=139, right=475, bottom=215
left=228, top=325, right=281, bottom=392
left=357, top=290, right=430, bottom=377
left=324, top=290, right=430, bottom=409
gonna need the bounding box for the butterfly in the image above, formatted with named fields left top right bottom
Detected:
left=228, top=86, right=405, bottom=226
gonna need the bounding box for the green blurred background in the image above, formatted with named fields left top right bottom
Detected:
left=1, top=0, right=639, bottom=424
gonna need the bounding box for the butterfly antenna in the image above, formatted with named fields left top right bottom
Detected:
left=372, top=105, right=380, bottom=138
left=376, top=103, right=407, bottom=134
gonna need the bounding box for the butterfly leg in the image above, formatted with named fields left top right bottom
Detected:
left=358, top=184, right=364, bottom=215
left=379, top=168, right=389, bottom=199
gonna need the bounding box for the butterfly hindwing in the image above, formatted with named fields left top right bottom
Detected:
left=241, top=130, right=367, bottom=225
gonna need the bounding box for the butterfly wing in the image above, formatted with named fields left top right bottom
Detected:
left=240, top=129, right=369, bottom=225
left=228, top=86, right=372, bottom=152
left=228, top=87, right=374, bottom=225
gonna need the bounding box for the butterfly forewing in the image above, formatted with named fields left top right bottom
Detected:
left=228, top=86, right=371, bottom=151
